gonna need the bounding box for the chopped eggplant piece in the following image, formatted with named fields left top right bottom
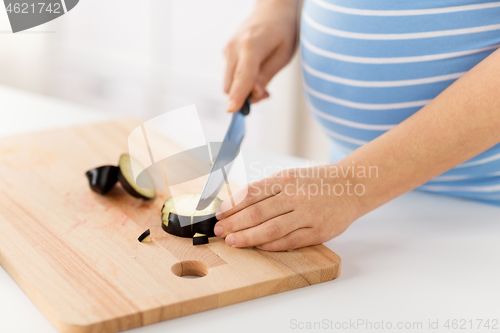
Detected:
left=193, top=233, right=209, bottom=246
left=85, top=165, right=119, bottom=195
left=117, top=154, right=156, bottom=200
left=85, top=154, right=155, bottom=199
left=161, top=194, right=221, bottom=239
left=138, top=229, right=151, bottom=243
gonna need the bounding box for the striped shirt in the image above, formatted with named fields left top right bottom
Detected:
left=301, top=0, right=500, bottom=206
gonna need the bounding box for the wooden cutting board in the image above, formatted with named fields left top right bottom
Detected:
left=0, top=119, right=341, bottom=333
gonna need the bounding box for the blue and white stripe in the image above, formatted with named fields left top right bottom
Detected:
left=301, top=0, right=500, bottom=205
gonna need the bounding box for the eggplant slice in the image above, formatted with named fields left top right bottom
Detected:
left=85, top=165, right=119, bottom=195
left=161, top=194, right=222, bottom=238
left=117, top=154, right=156, bottom=200
left=138, top=229, right=151, bottom=243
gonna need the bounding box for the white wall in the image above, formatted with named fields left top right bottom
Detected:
left=0, top=0, right=330, bottom=163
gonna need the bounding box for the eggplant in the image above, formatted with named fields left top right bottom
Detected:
left=138, top=229, right=151, bottom=243
left=161, top=194, right=221, bottom=239
left=193, top=233, right=209, bottom=246
left=117, top=154, right=156, bottom=200
left=85, top=165, right=119, bottom=194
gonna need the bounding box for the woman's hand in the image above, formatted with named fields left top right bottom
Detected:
left=214, top=166, right=366, bottom=251
left=224, top=0, right=299, bottom=112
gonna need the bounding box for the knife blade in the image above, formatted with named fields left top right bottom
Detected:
left=195, top=97, right=250, bottom=211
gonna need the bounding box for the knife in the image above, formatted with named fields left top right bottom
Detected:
left=195, top=97, right=251, bottom=211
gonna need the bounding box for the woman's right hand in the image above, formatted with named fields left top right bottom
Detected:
left=224, top=0, right=300, bottom=112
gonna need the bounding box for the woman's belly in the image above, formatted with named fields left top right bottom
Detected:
left=301, top=0, right=500, bottom=204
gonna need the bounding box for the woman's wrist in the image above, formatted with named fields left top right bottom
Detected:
left=324, top=160, right=383, bottom=220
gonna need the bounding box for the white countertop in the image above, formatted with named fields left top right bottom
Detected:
left=1, top=86, right=500, bottom=333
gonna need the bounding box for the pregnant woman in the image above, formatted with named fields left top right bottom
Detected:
left=214, top=0, right=500, bottom=251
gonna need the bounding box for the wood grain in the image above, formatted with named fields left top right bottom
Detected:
left=0, top=119, right=341, bottom=333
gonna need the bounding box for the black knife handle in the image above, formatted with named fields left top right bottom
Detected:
left=239, top=96, right=251, bottom=116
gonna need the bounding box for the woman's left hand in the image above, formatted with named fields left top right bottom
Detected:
left=214, top=166, right=365, bottom=251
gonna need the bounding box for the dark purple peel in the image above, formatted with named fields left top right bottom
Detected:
left=85, top=165, right=119, bottom=195
left=138, top=229, right=151, bottom=243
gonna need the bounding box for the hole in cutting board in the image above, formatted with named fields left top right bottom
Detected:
left=171, top=260, right=209, bottom=279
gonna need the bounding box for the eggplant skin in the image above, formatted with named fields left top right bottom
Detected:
left=85, top=166, right=119, bottom=195
left=138, top=229, right=151, bottom=243
left=162, top=213, right=217, bottom=238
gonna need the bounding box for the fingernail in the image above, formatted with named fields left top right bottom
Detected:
left=226, top=99, right=236, bottom=112
left=214, top=225, right=223, bottom=236
left=226, top=234, right=236, bottom=246
left=215, top=210, right=222, bottom=220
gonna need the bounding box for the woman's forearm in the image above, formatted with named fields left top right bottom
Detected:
left=341, top=48, right=500, bottom=215
left=253, top=0, right=300, bottom=18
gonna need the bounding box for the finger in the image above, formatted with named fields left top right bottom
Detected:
left=257, top=46, right=290, bottom=88
left=214, top=194, right=293, bottom=238
left=225, top=211, right=300, bottom=248
left=227, top=52, right=260, bottom=112
left=216, top=177, right=283, bottom=220
left=223, top=41, right=238, bottom=94
left=256, top=227, right=315, bottom=252
left=247, top=46, right=287, bottom=104
left=250, top=83, right=270, bottom=103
